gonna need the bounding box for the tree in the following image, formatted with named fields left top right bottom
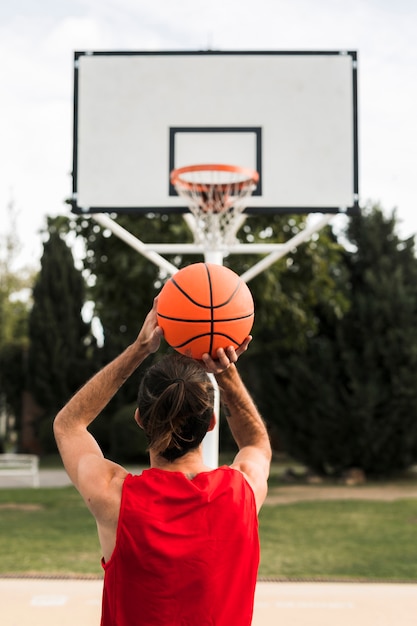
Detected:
left=218, top=213, right=349, bottom=455
left=273, top=205, right=417, bottom=478
left=0, top=199, right=33, bottom=451
left=26, top=217, right=97, bottom=452
left=73, top=213, right=199, bottom=412
left=71, top=211, right=349, bottom=456
left=0, top=200, right=32, bottom=346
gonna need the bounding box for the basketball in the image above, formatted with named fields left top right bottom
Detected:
left=156, top=263, right=254, bottom=359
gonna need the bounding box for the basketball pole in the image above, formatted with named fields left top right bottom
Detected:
left=201, top=249, right=225, bottom=470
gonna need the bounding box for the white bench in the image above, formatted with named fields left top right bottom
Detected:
left=0, top=454, right=40, bottom=488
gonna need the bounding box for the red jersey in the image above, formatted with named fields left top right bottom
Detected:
left=101, top=466, right=259, bottom=626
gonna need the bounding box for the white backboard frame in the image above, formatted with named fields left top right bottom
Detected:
left=71, top=50, right=359, bottom=216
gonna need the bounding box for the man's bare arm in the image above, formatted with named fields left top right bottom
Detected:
left=53, top=299, right=163, bottom=493
left=202, top=344, right=272, bottom=512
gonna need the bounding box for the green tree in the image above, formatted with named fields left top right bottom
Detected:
left=222, top=213, right=349, bottom=454
left=273, top=205, right=417, bottom=477
left=71, top=211, right=348, bottom=457
left=73, top=213, right=198, bottom=412
left=27, top=217, right=97, bottom=452
left=0, top=200, right=33, bottom=450
left=234, top=214, right=348, bottom=352
left=0, top=201, right=32, bottom=346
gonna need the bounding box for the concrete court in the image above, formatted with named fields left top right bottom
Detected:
left=1, top=577, right=417, bottom=625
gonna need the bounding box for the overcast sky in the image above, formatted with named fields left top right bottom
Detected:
left=1, top=0, right=417, bottom=270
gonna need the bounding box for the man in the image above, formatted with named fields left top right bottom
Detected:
left=54, top=297, right=271, bottom=625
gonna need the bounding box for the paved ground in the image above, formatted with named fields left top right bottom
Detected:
left=1, top=577, right=417, bottom=625
left=0, top=468, right=73, bottom=489
left=2, top=469, right=417, bottom=624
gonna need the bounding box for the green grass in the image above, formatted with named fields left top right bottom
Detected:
left=1, top=485, right=417, bottom=580
left=259, top=499, right=417, bottom=581
left=0, top=487, right=102, bottom=577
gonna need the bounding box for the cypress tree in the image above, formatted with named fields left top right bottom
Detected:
left=27, top=219, right=97, bottom=451
left=0, top=199, right=32, bottom=450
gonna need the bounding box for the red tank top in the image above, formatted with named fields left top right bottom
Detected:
left=101, top=466, right=259, bottom=626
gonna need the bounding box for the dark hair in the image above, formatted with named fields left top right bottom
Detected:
left=137, top=353, right=215, bottom=461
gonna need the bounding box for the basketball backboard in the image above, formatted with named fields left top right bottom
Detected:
left=71, top=50, right=358, bottom=216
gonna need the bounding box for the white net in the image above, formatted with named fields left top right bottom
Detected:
left=170, top=165, right=258, bottom=249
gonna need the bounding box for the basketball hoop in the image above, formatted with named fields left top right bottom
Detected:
left=170, top=164, right=259, bottom=248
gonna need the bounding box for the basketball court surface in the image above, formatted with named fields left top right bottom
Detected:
left=1, top=577, right=417, bottom=625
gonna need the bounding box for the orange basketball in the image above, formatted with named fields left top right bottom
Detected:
left=156, top=263, right=254, bottom=359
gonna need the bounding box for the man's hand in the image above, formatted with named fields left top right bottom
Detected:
left=201, top=336, right=252, bottom=375
left=134, top=297, right=164, bottom=355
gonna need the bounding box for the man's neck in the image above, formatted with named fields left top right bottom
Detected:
left=149, top=448, right=213, bottom=478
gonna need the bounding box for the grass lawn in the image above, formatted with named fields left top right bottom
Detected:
left=1, top=484, right=417, bottom=580
left=0, top=487, right=102, bottom=577
left=259, top=498, right=417, bottom=581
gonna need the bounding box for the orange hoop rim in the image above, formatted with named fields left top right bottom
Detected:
left=170, top=163, right=259, bottom=192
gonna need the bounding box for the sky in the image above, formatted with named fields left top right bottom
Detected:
left=1, top=0, right=417, bottom=271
